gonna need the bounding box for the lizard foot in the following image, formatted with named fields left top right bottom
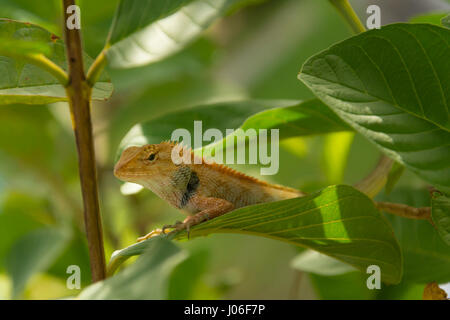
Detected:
left=136, top=228, right=171, bottom=242
left=174, top=213, right=210, bottom=239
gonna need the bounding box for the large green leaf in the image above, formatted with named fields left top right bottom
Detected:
left=118, top=99, right=350, bottom=157
left=79, top=238, right=187, bottom=299
left=377, top=188, right=450, bottom=283
left=299, top=23, right=450, bottom=192
left=0, top=19, right=112, bottom=104
left=5, top=227, right=71, bottom=298
left=108, top=185, right=402, bottom=284
left=105, top=0, right=233, bottom=68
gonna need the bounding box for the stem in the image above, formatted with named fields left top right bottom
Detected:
left=354, top=155, right=393, bottom=198
left=375, top=201, right=431, bottom=221
left=86, top=47, right=108, bottom=87
left=63, top=0, right=106, bottom=282
left=329, top=0, right=366, bottom=34
left=21, top=53, right=69, bottom=86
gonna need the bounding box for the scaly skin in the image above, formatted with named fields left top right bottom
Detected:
left=114, top=142, right=305, bottom=240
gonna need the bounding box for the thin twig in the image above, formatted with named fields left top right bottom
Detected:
left=354, top=155, right=394, bottom=198
left=62, top=0, right=106, bottom=282
left=375, top=201, right=431, bottom=221
left=27, top=53, right=69, bottom=85
left=328, top=0, right=366, bottom=34
left=86, top=47, right=108, bottom=87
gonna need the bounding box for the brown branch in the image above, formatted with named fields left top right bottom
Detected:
left=63, top=0, right=106, bottom=282
left=375, top=201, right=431, bottom=221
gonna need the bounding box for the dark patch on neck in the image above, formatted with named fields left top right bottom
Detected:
left=180, top=170, right=199, bottom=207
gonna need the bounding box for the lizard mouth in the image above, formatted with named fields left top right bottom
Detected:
left=113, top=169, right=149, bottom=181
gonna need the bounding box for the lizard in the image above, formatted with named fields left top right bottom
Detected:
left=114, top=141, right=305, bottom=241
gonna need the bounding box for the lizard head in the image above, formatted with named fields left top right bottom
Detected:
left=113, top=142, right=181, bottom=184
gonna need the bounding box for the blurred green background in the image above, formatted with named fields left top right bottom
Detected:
left=0, top=0, right=449, bottom=299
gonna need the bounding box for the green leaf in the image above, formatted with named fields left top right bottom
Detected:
left=442, top=14, right=450, bottom=28
left=109, top=185, right=402, bottom=284
left=378, top=188, right=450, bottom=283
left=108, top=0, right=195, bottom=44
left=168, top=247, right=209, bottom=299
left=79, top=238, right=187, bottom=299
left=431, top=193, right=450, bottom=246
left=5, top=227, right=70, bottom=298
left=105, top=0, right=233, bottom=68
left=291, top=250, right=357, bottom=276
left=118, top=99, right=350, bottom=157
left=0, top=19, right=112, bottom=104
left=0, top=193, right=47, bottom=271
left=299, top=23, right=450, bottom=192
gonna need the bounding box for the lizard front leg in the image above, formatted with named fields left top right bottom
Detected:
left=172, top=196, right=235, bottom=236
left=137, top=196, right=234, bottom=242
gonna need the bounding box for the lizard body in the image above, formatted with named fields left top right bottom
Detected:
left=114, top=142, right=304, bottom=240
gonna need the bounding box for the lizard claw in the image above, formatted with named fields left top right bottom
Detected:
left=138, top=213, right=210, bottom=242
left=161, top=220, right=183, bottom=235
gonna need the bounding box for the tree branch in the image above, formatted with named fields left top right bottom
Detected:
left=375, top=201, right=431, bottom=221
left=63, top=0, right=106, bottom=282
left=328, top=0, right=366, bottom=34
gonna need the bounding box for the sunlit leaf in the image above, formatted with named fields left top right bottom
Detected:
left=108, top=185, right=402, bottom=284
left=299, top=23, right=450, bottom=192
left=291, top=250, right=357, bottom=276
left=322, top=131, right=354, bottom=184
left=105, top=0, right=233, bottom=68
left=118, top=99, right=350, bottom=157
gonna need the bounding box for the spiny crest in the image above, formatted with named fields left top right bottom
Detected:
left=153, top=141, right=301, bottom=193
left=158, top=140, right=265, bottom=184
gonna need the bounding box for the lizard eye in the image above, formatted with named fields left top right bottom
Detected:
left=147, top=153, right=156, bottom=161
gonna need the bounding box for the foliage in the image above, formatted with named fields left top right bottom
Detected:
left=0, top=0, right=448, bottom=300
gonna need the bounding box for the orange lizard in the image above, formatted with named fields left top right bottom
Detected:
left=114, top=141, right=305, bottom=241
